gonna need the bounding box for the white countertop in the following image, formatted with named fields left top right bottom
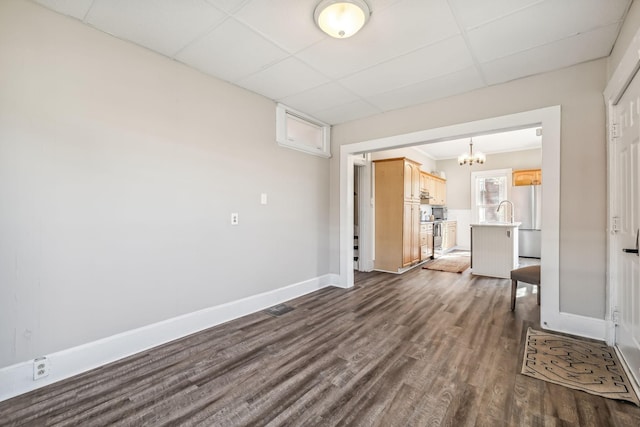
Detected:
left=470, top=222, right=521, bottom=228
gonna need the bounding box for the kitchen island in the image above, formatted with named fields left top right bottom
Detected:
left=471, top=222, right=521, bottom=279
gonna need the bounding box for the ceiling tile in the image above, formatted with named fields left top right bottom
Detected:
left=467, top=0, right=631, bottom=63
left=204, top=0, right=249, bottom=13
left=237, top=57, right=330, bottom=100
left=234, top=0, right=326, bottom=53
left=175, top=18, right=289, bottom=82
left=278, top=83, right=360, bottom=115
left=312, top=100, right=382, bottom=125
left=367, top=0, right=407, bottom=13
left=481, top=23, right=620, bottom=85
left=366, top=67, right=485, bottom=111
left=448, top=0, right=541, bottom=29
left=297, top=0, right=460, bottom=78
left=339, top=36, right=474, bottom=97
left=85, top=0, right=226, bottom=57
left=33, top=0, right=94, bottom=19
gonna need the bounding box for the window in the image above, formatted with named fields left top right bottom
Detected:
left=276, top=104, right=331, bottom=158
left=471, top=169, right=512, bottom=223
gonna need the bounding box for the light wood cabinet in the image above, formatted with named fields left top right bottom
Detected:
left=513, top=169, right=541, bottom=186
left=442, top=221, right=457, bottom=252
left=433, top=178, right=446, bottom=205
left=404, top=161, right=421, bottom=202
left=419, top=172, right=429, bottom=193
left=420, top=171, right=447, bottom=205
left=374, top=158, right=422, bottom=272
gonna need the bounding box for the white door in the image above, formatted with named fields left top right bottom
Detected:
left=612, top=69, right=640, bottom=385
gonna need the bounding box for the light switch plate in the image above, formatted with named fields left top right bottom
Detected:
left=261, top=193, right=268, bottom=205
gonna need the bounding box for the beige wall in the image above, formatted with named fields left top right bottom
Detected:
left=438, top=149, right=542, bottom=209
left=331, top=59, right=607, bottom=319
left=0, top=1, right=330, bottom=368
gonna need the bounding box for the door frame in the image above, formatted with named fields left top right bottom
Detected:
left=353, top=154, right=374, bottom=272
left=604, top=26, right=640, bottom=347
left=337, top=106, right=601, bottom=338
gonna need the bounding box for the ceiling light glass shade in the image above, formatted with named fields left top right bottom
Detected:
left=314, top=0, right=371, bottom=39
left=458, top=139, right=486, bottom=166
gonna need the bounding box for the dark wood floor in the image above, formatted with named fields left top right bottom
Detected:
left=2, top=264, right=640, bottom=426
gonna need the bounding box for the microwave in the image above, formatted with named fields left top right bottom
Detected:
left=432, top=206, right=448, bottom=220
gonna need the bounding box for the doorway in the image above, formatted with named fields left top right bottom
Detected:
left=339, top=106, right=565, bottom=335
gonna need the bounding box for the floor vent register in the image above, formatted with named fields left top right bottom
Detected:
left=264, top=304, right=295, bottom=317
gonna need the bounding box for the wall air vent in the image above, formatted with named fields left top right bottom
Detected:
left=276, top=103, right=331, bottom=158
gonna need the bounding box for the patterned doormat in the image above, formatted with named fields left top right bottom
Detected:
left=521, top=328, right=640, bottom=406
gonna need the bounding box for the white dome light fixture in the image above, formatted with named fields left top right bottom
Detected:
left=314, top=0, right=371, bottom=39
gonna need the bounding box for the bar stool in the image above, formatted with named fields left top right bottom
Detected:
left=510, top=265, right=541, bottom=311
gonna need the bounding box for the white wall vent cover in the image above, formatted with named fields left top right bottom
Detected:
left=276, top=104, right=331, bottom=158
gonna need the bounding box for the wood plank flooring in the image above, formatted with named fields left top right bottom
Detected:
left=2, top=264, right=640, bottom=426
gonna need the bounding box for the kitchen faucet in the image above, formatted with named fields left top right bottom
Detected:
left=497, top=200, right=514, bottom=223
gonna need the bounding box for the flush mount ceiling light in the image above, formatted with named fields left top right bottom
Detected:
left=458, top=138, right=486, bottom=166
left=314, top=0, right=371, bottom=39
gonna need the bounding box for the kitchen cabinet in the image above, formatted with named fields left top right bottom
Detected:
left=470, top=223, right=520, bottom=278
left=433, top=178, right=447, bottom=205
left=420, top=172, right=447, bottom=205
left=442, top=221, right=457, bottom=252
left=404, top=161, right=421, bottom=202
left=402, top=202, right=421, bottom=266
left=513, top=169, right=541, bottom=186
left=420, top=223, right=434, bottom=260
left=420, top=172, right=429, bottom=193
left=374, top=158, right=422, bottom=272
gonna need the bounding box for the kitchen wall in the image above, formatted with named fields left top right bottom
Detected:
left=0, top=0, right=330, bottom=369
left=438, top=148, right=542, bottom=209
left=330, top=59, right=607, bottom=319
left=370, top=147, right=437, bottom=172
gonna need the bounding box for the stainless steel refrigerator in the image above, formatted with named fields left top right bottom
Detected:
left=512, top=185, right=541, bottom=258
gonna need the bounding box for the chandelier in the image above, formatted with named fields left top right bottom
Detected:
left=458, top=138, right=485, bottom=166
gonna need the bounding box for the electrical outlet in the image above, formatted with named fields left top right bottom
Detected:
left=33, top=356, right=49, bottom=380
left=231, top=213, right=239, bottom=225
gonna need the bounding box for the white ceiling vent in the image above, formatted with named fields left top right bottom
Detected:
left=276, top=104, right=331, bottom=158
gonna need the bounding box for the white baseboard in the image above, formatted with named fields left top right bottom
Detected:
left=542, top=312, right=607, bottom=341
left=0, top=273, right=339, bottom=402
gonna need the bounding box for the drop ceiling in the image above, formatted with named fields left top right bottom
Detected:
left=32, top=0, right=633, bottom=125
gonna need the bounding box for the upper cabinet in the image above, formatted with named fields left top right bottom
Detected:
left=419, top=171, right=429, bottom=194
left=420, top=171, right=446, bottom=205
left=404, top=160, right=421, bottom=202
left=513, top=169, right=542, bottom=186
